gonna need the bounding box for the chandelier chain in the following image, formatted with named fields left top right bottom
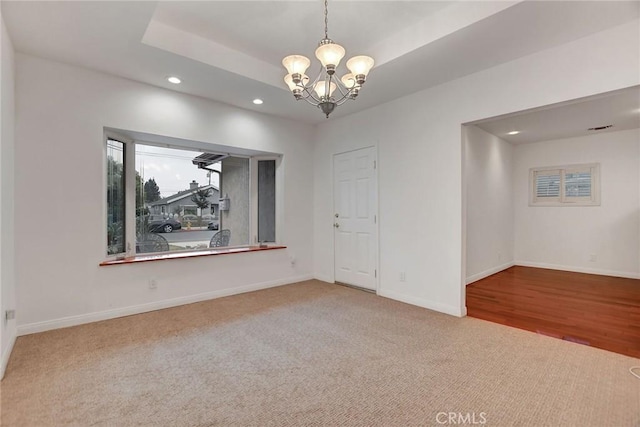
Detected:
left=324, top=0, right=329, bottom=39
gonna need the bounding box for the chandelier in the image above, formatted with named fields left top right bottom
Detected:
left=281, top=0, right=374, bottom=118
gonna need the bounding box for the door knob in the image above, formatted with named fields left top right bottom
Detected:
left=334, top=223, right=340, bottom=228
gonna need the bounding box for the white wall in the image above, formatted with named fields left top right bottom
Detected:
left=14, top=54, right=315, bottom=334
left=0, top=10, right=17, bottom=378
left=464, top=125, right=514, bottom=284
left=220, top=157, right=250, bottom=246
left=313, top=20, right=640, bottom=316
left=514, top=128, right=640, bottom=278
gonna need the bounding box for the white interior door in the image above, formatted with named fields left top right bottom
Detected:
left=333, top=147, right=378, bottom=290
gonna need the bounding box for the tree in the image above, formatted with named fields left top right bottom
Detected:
left=191, top=188, right=212, bottom=210
left=106, top=156, right=124, bottom=223
left=107, top=155, right=149, bottom=243
left=144, top=178, right=161, bottom=203
left=107, top=155, right=125, bottom=254
left=108, top=157, right=146, bottom=217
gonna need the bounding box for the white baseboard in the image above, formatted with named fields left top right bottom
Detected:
left=17, top=274, right=313, bottom=336
left=514, top=261, right=640, bottom=279
left=466, top=261, right=515, bottom=285
left=1, top=329, right=17, bottom=380
left=313, top=274, right=334, bottom=284
left=378, top=289, right=465, bottom=317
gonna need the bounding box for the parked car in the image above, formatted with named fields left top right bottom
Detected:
left=207, top=221, right=219, bottom=231
left=148, top=216, right=182, bottom=233
left=182, top=214, right=198, bottom=222
left=201, top=214, right=215, bottom=221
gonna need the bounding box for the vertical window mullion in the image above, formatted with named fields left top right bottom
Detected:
left=106, top=139, right=126, bottom=256
left=257, top=159, right=277, bottom=243
left=124, top=141, right=136, bottom=256
left=250, top=157, right=258, bottom=245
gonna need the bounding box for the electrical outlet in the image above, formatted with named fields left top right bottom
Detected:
left=5, top=310, right=15, bottom=322
left=149, top=278, right=157, bottom=290
left=589, top=254, right=597, bottom=262
left=400, top=272, right=406, bottom=282
left=498, top=251, right=503, bottom=262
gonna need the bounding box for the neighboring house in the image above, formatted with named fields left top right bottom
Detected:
left=147, top=180, right=219, bottom=218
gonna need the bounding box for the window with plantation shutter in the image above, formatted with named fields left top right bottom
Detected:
left=530, top=164, right=600, bottom=206
left=564, top=168, right=592, bottom=200
left=534, top=170, right=561, bottom=202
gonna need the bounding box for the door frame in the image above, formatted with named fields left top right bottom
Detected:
left=331, top=145, right=380, bottom=294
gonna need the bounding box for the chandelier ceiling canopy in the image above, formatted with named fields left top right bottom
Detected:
left=281, top=0, right=374, bottom=118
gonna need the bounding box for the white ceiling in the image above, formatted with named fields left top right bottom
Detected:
left=2, top=1, right=639, bottom=124
left=150, top=1, right=454, bottom=68
left=474, top=86, right=640, bottom=144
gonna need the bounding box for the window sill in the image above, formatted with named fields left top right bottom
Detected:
left=100, top=245, right=286, bottom=266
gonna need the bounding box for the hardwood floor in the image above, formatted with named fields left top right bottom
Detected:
left=466, top=266, right=640, bottom=358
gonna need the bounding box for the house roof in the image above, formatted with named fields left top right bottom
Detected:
left=148, top=184, right=219, bottom=206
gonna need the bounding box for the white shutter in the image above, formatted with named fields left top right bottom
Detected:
left=530, top=164, right=600, bottom=206
left=534, top=170, right=561, bottom=200
left=563, top=166, right=596, bottom=203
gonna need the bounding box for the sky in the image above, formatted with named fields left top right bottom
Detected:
left=135, top=145, right=221, bottom=198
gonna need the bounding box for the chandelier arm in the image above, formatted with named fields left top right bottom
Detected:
left=326, top=72, right=334, bottom=99
left=298, top=82, right=323, bottom=104
left=309, top=66, right=324, bottom=89
left=334, top=91, right=353, bottom=106
left=327, top=74, right=349, bottom=104
left=333, top=78, right=350, bottom=98
left=301, top=96, right=323, bottom=106
left=299, top=66, right=326, bottom=104
left=302, top=89, right=323, bottom=105
left=335, top=93, right=354, bottom=106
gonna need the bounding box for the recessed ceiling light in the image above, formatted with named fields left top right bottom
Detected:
left=253, top=99, right=264, bottom=105
left=167, top=76, right=181, bottom=84
left=507, top=131, right=520, bottom=135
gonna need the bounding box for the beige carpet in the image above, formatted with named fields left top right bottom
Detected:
left=2, top=280, right=639, bottom=426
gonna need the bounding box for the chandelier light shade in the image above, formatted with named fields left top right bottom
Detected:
left=282, top=55, right=311, bottom=76
left=315, top=42, right=346, bottom=70
left=340, top=73, right=356, bottom=89
left=281, top=0, right=374, bottom=118
left=346, top=56, right=375, bottom=78
left=284, top=73, right=309, bottom=91
left=314, top=81, right=337, bottom=98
